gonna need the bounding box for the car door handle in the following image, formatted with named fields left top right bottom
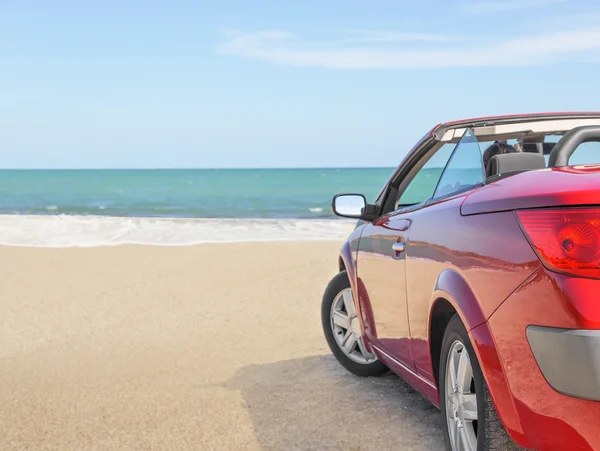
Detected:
left=392, top=242, right=406, bottom=253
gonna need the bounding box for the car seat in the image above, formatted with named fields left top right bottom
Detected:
left=486, top=153, right=546, bottom=178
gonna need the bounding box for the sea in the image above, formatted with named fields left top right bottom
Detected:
left=0, top=168, right=393, bottom=218
left=0, top=168, right=395, bottom=247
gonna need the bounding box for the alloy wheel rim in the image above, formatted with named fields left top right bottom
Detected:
left=445, top=340, right=478, bottom=451
left=330, top=288, right=377, bottom=364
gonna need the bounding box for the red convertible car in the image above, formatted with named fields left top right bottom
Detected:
left=322, top=113, right=600, bottom=451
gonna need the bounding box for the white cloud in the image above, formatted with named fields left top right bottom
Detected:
left=334, top=30, right=474, bottom=44
left=217, top=28, right=600, bottom=70
left=463, top=0, right=568, bottom=14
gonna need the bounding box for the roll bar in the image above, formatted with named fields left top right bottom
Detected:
left=549, top=126, right=600, bottom=167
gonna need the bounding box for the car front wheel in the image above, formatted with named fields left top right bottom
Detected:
left=440, top=314, right=520, bottom=451
left=321, top=271, right=388, bottom=377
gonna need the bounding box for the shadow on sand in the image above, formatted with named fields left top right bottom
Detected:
left=225, top=354, right=444, bottom=450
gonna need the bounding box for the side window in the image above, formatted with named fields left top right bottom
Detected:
left=433, top=128, right=484, bottom=199
left=396, top=143, right=455, bottom=207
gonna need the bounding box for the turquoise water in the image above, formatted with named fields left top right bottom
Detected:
left=0, top=168, right=395, bottom=218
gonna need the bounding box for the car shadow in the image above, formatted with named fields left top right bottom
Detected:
left=225, top=354, right=444, bottom=450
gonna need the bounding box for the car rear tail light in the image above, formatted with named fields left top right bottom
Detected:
left=516, top=208, right=600, bottom=278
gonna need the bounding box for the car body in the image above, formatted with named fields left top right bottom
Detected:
left=322, top=112, right=600, bottom=451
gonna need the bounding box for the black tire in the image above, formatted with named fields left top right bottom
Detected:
left=440, top=314, right=521, bottom=451
left=321, top=271, right=388, bottom=377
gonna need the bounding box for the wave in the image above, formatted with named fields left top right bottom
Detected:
left=309, top=207, right=324, bottom=213
left=0, top=215, right=355, bottom=248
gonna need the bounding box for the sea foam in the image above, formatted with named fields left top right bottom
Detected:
left=0, top=215, right=355, bottom=248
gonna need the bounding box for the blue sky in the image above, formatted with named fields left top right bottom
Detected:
left=2, top=0, right=600, bottom=169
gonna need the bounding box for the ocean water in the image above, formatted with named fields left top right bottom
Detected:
left=0, top=168, right=394, bottom=219
left=0, top=168, right=394, bottom=246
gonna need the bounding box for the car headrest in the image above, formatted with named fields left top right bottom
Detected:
left=522, top=142, right=556, bottom=155
left=486, top=152, right=546, bottom=178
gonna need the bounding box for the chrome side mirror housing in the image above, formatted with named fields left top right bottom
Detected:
left=331, top=194, right=375, bottom=220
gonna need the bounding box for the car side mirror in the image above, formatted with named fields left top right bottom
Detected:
left=331, top=194, right=376, bottom=220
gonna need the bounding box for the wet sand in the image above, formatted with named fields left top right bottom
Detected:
left=0, top=242, right=443, bottom=450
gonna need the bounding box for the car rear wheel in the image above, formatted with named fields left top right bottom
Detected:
left=321, top=271, right=388, bottom=377
left=440, top=314, right=520, bottom=451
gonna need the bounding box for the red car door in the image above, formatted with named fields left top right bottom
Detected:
left=357, top=129, right=482, bottom=371
left=356, top=214, right=413, bottom=367
left=355, top=142, right=456, bottom=368
left=404, top=129, right=486, bottom=379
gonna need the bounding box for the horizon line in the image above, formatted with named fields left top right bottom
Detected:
left=0, top=166, right=397, bottom=171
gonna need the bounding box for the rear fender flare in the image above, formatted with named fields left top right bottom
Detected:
left=429, top=269, right=526, bottom=444
left=429, top=269, right=486, bottom=333
left=426, top=269, right=485, bottom=386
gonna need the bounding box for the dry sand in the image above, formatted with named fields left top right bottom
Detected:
left=0, top=242, right=443, bottom=450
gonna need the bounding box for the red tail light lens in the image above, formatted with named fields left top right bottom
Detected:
left=516, top=208, right=600, bottom=278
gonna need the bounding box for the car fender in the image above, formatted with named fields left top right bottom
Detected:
left=339, top=226, right=377, bottom=351
left=429, top=268, right=486, bottom=332
left=429, top=269, right=527, bottom=446
left=339, top=240, right=356, bottom=291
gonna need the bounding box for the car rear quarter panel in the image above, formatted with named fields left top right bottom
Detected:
left=400, top=196, right=540, bottom=443
left=405, top=196, right=540, bottom=379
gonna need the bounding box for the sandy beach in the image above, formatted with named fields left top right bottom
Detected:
left=0, top=241, right=443, bottom=450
